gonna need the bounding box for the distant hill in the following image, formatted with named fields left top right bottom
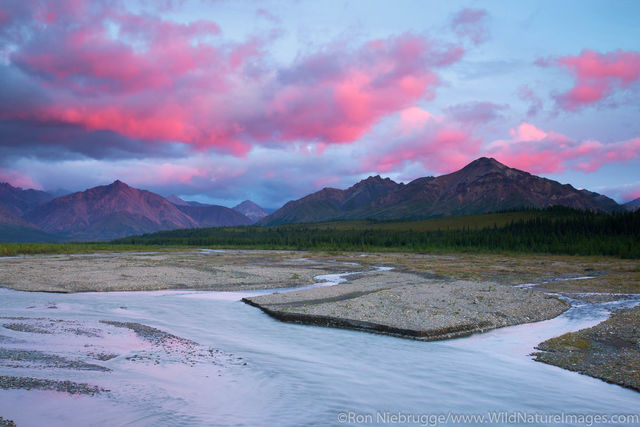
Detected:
left=186, top=201, right=212, bottom=207
left=167, top=196, right=265, bottom=224
left=233, top=200, right=269, bottom=223
left=0, top=182, right=54, bottom=216
left=1, top=181, right=254, bottom=241
left=166, top=194, right=190, bottom=206
left=24, top=180, right=200, bottom=240
left=175, top=204, right=252, bottom=227
left=167, top=195, right=253, bottom=226
left=0, top=205, right=33, bottom=227
left=260, top=157, right=621, bottom=225
left=625, top=198, right=640, bottom=211
left=0, top=205, right=60, bottom=242
left=166, top=194, right=218, bottom=208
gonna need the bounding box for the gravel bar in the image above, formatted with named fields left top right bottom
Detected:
left=243, top=269, right=569, bottom=341
left=0, top=349, right=109, bottom=372
left=99, top=321, right=196, bottom=346
left=0, top=417, right=16, bottom=427
left=533, top=305, right=640, bottom=392
left=0, top=375, right=106, bottom=395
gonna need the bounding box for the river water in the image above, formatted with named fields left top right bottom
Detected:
left=0, top=271, right=639, bottom=426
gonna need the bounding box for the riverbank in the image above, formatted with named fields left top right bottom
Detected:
left=534, top=305, right=640, bottom=392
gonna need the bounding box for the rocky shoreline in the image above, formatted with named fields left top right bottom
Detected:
left=533, top=305, right=640, bottom=392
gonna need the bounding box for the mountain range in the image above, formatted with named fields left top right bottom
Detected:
left=625, top=197, right=640, bottom=211
left=0, top=182, right=55, bottom=216
left=0, top=181, right=261, bottom=241
left=0, top=157, right=631, bottom=242
left=259, top=157, right=621, bottom=225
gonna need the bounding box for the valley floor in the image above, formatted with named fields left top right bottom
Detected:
left=0, top=249, right=639, bottom=393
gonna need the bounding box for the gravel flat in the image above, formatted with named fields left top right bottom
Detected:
left=0, top=250, right=358, bottom=293
left=244, top=269, right=569, bottom=341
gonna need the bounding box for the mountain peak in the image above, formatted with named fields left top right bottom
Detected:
left=0, top=182, right=17, bottom=190
left=110, top=180, right=129, bottom=188
left=102, top=180, right=134, bottom=195
left=233, top=200, right=268, bottom=223
left=234, top=200, right=258, bottom=208
left=464, top=157, right=506, bottom=170
left=352, top=175, right=397, bottom=188
left=450, top=157, right=513, bottom=183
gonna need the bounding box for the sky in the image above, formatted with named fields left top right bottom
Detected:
left=1, top=0, right=639, bottom=208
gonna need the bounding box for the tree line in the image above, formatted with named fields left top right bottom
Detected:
left=113, top=208, right=640, bottom=258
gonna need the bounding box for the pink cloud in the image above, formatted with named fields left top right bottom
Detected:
left=13, top=14, right=223, bottom=95
left=108, top=159, right=247, bottom=189
left=488, top=122, right=640, bottom=174
left=149, top=163, right=209, bottom=184
left=3, top=2, right=464, bottom=157
left=0, top=169, right=41, bottom=189
left=509, top=122, right=547, bottom=142
left=398, top=107, right=434, bottom=134
left=362, top=115, right=481, bottom=174
left=541, top=49, right=640, bottom=110
left=623, top=189, right=640, bottom=202
left=450, top=8, right=489, bottom=45
left=266, top=34, right=462, bottom=143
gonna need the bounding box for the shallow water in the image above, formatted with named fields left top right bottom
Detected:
left=0, top=273, right=639, bottom=426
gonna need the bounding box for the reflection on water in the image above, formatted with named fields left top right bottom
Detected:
left=0, top=281, right=639, bottom=426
